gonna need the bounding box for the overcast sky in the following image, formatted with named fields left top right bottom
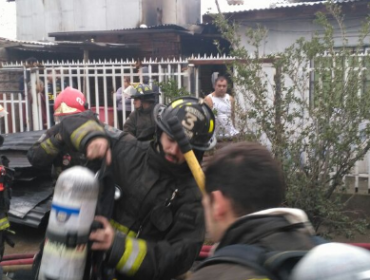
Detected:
left=0, top=0, right=274, bottom=40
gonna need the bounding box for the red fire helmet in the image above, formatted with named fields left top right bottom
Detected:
left=54, top=87, right=86, bottom=116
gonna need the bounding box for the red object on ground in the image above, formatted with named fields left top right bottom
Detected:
left=349, top=243, right=370, bottom=251
left=2, top=253, right=36, bottom=261
left=0, top=258, right=34, bottom=266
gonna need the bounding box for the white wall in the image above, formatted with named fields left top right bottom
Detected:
left=15, top=0, right=202, bottom=41
left=237, top=15, right=368, bottom=55
left=16, top=0, right=141, bottom=40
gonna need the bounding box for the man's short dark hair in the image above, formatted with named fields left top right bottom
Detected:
left=215, top=76, right=228, bottom=84
left=205, top=142, right=285, bottom=216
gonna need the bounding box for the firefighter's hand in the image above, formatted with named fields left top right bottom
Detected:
left=86, top=138, right=112, bottom=165
left=90, top=216, right=115, bottom=251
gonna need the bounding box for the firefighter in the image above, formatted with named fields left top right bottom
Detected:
left=27, top=87, right=91, bottom=177
left=57, top=96, right=216, bottom=280
left=0, top=105, right=15, bottom=274
left=123, top=84, right=160, bottom=141
left=27, top=86, right=116, bottom=216
left=27, top=88, right=115, bottom=279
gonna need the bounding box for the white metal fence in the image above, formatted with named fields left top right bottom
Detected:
left=1, top=57, right=195, bottom=132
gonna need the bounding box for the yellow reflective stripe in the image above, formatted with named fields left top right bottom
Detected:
left=0, top=217, right=10, bottom=230
left=110, top=220, right=136, bottom=238
left=116, top=237, right=147, bottom=276
left=129, top=239, right=147, bottom=276
left=209, top=119, right=214, bottom=133
left=40, top=138, right=59, bottom=155
left=171, top=99, right=183, bottom=108
left=70, top=120, right=104, bottom=150
left=116, top=237, right=133, bottom=272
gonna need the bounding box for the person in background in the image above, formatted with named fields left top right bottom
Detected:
left=115, top=77, right=136, bottom=130
left=41, top=68, right=75, bottom=127
left=204, top=76, right=239, bottom=140
left=123, top=84, right=160, bottom=141
left=18, top=57, right=44, bottom=130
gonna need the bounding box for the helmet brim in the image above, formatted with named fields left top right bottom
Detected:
left=131, top=92, right=161, bottom=99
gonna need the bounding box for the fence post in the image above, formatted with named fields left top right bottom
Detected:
left=30, top=70, right=40, bottom=130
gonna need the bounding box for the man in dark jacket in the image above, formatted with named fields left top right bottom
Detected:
left=190, top=142, right=317, bottom=280
left=57, top=96, right=216, bottom=280
left=123, top=84, right=159, bottom=141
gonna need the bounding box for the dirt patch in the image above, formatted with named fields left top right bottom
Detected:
left=5, top=224, right=45, bottom=256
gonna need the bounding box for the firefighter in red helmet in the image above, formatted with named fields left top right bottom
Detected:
left=53, top=87, right=87, bottom=122
left=28, top=87, right=91, bottom=177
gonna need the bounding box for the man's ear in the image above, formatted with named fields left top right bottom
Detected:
left=210, top=190, right=231, bottom=222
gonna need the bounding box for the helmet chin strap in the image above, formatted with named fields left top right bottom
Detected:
left=154, top=128, right=166, bottom=157
left=155, top=127, right=204, bottom=162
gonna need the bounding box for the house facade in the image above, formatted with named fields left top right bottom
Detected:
left=204, top=0, right=370, bottom=55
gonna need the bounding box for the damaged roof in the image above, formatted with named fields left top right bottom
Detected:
left=0, top=37, right=139, bottom=53
left=203, top=0, right=369, bottom=22
left=221, top=0, right=367, bottom=14
left=48, top=23, right=211, bottom=38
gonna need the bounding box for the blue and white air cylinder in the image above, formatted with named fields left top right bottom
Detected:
left=38, top=166, right=99, bottom=280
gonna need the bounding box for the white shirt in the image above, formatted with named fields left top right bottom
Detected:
left=208, top=93, right=239, bottom=139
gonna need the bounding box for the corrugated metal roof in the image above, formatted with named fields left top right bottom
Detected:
left=221, top=0, right=367, bottom=14
left=0, top=37, right=139, bottom=52
left=0, top=130, right=53, bottom=228
left=110, top=24, right=188, bottom=32
left=9, top=197, right=51, bottom=228
left=0, top=37, right=55, bottom=46
left=49, top=24, right=193, bottom=38
left=1, top=130, right=45, bottom=151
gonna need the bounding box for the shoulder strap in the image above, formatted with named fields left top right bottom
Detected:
left=311, top=235, right=328, bottom=245
left=196, top=244, right=279, bottom=280
left=263, top=235, right=328, bottom=279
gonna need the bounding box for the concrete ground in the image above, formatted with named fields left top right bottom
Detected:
left=2, top=224, right=45, bottom=280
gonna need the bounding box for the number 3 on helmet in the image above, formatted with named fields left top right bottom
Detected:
left=154, top=96, right=217, bottom=151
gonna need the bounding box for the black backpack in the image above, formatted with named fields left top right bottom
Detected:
left=196, top=236, right=327, bottom=280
